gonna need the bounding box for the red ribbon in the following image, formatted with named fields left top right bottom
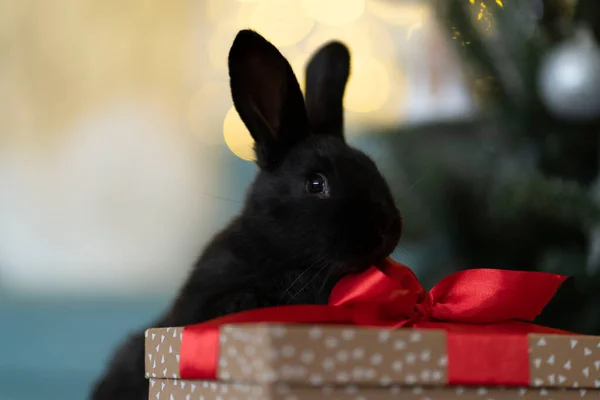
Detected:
left=180, top=259, right=568, bottom=385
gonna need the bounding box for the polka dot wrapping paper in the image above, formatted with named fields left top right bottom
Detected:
left=144, top=323, right=600, bottom=399
left=148, top=379, right=600, bottom=400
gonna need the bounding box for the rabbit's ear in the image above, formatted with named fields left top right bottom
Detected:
left=229, top=30, right=309, bottom=169
left=305, top=41, right=350, bottom=140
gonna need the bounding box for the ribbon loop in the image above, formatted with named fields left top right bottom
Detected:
left=333, top=261, right=569, bottom=326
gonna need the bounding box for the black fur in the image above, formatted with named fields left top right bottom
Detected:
left=90, top=30, right=402, bottom=400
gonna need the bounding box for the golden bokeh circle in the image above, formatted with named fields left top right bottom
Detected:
left=207, top=22, right=240, bottom=73
left=188, top=82, right=231, bottom=145
left=344, top=55, right=390, bottom=113
left=302, top=19, right=395, bottom=61
left=346, top=67, right=408, bottom=129
left=205, top=0, right=229, bottom=22
left=243, top=0, right=315, bottom=48
left=367, top=2, right=431, bottom=26
left=289, top=52, right=312, bottom=93
left=223, top=106, right=255, bottom=161
left=302, top=0, right=365, bottom=27
left=304, top=24, right=374, bottom=56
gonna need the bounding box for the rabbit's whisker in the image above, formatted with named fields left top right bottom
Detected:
left=278, top=265, right=315, bottom=304
left=202, top=192, right=242, bottom=204
left=317, top=267, right=337, bottom=296
left=278, top=250, right=328, bottom=302
left=406, top=175, right=425, bottom=194
left=288, top=262, right=330, bottom=303
left=397, top=244, right=413, bottom=263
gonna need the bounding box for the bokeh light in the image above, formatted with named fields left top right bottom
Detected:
left=345, top=55, right=390, bottom=113
left=290, top=52, right=312, bottom=92
left=223, top=107, right=255, bottom=161
left=208, top=22, right=241, bottom=73
left=367, top=2, right=431, bottom=26
left=188, top=82, right=231, bottom=145
left=205, top=0, right=229, bottom=22
left=2, top=0, right=434, bottom=162
left=244, top=0, right=315, bottom=48
left=302, top=18, right=395, bottom=59
left=302, top=0, right=365, bottom=27
left=346, top=66, right=408, bottom=129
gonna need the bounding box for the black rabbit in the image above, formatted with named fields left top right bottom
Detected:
left=90, top=30, right=402, bottom=400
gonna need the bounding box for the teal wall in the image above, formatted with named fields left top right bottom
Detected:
left=0, top=298, right=168, bottom=399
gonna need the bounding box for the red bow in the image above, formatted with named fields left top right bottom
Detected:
left=180, top=259, right=568, bottom=385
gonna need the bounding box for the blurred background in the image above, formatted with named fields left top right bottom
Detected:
left=1, top=0, right=599, bottom=398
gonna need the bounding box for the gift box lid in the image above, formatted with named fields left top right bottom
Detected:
left=144, top=324, right=600, bottom=389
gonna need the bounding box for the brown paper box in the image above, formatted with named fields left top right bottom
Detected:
left=145, top=324, right=600, bottom=389
left=148, top=379, right=600, bottom=400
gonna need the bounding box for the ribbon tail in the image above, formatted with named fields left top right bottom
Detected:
left=428, top=269, right=568, bottom=324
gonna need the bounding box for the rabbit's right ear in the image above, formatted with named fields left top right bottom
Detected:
left=228, top=30, right=309, bottom=169
left=305, top=41, right=351, bottom=140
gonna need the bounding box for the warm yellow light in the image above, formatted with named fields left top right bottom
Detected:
left=344, top=56, right=390, bottom=113
left=367, top=2, right=430, bottom=26
left=346, top=106, right=402, bottom=129
left=207, top=22, right=239, bottom=73
left=223, top=107, right=255, bottom=161
left=243, top=0, right=315, bottom=48
left=290, top=52, right=312, bottom=93
left=206, top=0, right=257, bottom=26
left=345, top=70, right=407, bottom=129
left=406, top=21, right=424, bottom=41
left=206, top=0, right=229, bottom=22
left=188, top=82, right=231, bottom=145
left=302, top=0, right=365, bottom=27
left=303, top=19, right=394, bottom=62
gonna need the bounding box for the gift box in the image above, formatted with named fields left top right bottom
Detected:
left=144, top=260, right=600, bottom=399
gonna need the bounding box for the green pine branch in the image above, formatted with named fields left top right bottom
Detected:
left=489, top=173, right=600, bottom=229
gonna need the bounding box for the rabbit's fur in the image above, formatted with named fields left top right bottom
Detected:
left=90, top=30, right=402, bottom=400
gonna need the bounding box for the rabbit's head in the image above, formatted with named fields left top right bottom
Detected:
left=230, top=30, right=401, bottom=274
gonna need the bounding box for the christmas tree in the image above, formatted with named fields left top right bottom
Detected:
left=361, top=0, right=600, bottom=334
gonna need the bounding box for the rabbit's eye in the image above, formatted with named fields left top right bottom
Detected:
left=306, top=173, right=329, bottom=196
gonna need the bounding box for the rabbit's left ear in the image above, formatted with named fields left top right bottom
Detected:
left=229, top=30, right=309, bottom=169
left=304, top=41, right=351, bottom=140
